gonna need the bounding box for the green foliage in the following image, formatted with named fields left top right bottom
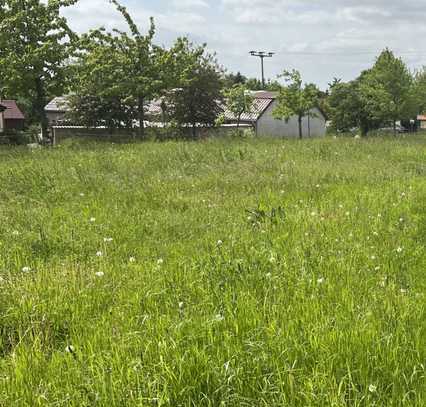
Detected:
left=68, top=1, right=173, bottom=135
left=273, top=70, right=319, bottom=139
left=0, top=0, right=78, bottom=138
left=0, top=136, right=425, bottom=405
left=224, top=84, right=254, bottom=128
left=414, top=67, right=426, bottom=115
left=329, top=49, right=417, bottom=136
left=166, top=39, right=224, bottom=138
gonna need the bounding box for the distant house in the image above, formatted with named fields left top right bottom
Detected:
left=0, top=100, right=25, bottom=132
left=45, top=96, right=71, bottom=125
left=417, top=114, right=426, bottom=130
left=223, top=91, right=326, bottom=138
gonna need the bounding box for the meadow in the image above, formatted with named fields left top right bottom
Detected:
left=0, top=135, right=425, bottom=406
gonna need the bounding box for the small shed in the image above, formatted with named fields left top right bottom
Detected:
left=0, top=100, right=25, bottom=131
left=224, top=91, right=326, bottom=138
left=45, top=96, right=70, bottom=125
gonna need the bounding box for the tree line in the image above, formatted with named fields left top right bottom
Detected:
left=1, top=0, right=426, bottom=140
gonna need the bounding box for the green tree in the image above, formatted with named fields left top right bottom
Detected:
left=224, top=84, right=253, bottom=129
left=414, top=67, right=426, bottom=116
left=329, top=69, right=397, bottom=137
left=272, top=70, right=319, bottom=139
left=369, top=49, right=415, bottom=134
left=167, top=40, right=224, bottom=138
left=0, top=0, right=78, bottom=139
left=67, top=29, right=138, bottom=130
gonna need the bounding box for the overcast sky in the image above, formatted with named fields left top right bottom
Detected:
left=62, top=0, right=426, bottom=90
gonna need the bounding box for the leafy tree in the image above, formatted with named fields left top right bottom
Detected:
left=414, top=67, right=426, bottom=116
left=223, top=72, right=247, bottom=88
left=329, top=74, right=388, bottom=136
left=166, top=40, right=224, bottom=138
left=369, top=49, right=415, bottom=134
left=0, top=0, right=78, bottom=139
left=66, top=30, right=138, bottom=130
left=69, top=0, right=173, bottom=136
left=272, top=70, right=319, bottom=139
left=245, top=77, right=281, bottom=92
left=224, top=84, right=253, bottom=129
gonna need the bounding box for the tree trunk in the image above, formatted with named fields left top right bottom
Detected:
left=35, top=78, right=49, bottom=142
left=192, top=123, right=196, bottom=139
left=138, top=96, right=145, bottom=138
left=298, top=116, right=303, bottom=139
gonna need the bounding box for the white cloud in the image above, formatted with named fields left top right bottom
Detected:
left=61, top=0, right=426, bottom=89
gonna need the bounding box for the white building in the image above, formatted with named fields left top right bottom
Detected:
left=224, top=91, right=326, bottom=138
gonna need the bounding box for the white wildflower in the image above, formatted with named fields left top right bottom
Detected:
left=95, top=271, right=105, bottom=277
left=129, top=256, right=136, bottom=263
left=22, top=266, right=31, bottom=273
left=157, top=258, right=164, bottom=265
left=178, top=302, right=184, bottom=309
left=96, top=251, right=103, bottom=257
left=217, top=240, right=223, bottom=246
left=89, top=217, right=96, bottom=223
left=396, top=247, right=403, bottom=253
left=12, top=230, right=20, bottom=236
left=317, top=278, right=325, bottom=284
left=103, top=237, right=113, bottom=243
left=65, top=345, right=75, bottom=354
left=368, top=384, right=377, bottom=393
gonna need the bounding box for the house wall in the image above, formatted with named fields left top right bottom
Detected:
left=421, top=120, right=426, bottom=130
left=5, top=119, right=24, bottom=131
left=46, top=111, right=67, bottom=125
left=256, top=101, right=326, bottom=138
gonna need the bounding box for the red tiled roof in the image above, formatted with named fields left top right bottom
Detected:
left=0, top=100, right=25, bottom=120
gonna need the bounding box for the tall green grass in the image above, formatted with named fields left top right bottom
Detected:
left=0, top=135, right=425, bottom=406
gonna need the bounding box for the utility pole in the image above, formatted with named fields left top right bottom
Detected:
left=249, top=51, right=274, bottom=89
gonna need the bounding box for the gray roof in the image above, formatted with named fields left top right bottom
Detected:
left=223, top=92, right=276, bottom=123
left=45, top=96, right=70, bottom=112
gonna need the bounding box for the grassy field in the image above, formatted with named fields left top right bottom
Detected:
left=0, top=135, right=425, bottom=406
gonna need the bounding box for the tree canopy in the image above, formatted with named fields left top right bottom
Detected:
left=273, top=70, right=319, bottom=139
left=0, top=0, right=78, bottom=138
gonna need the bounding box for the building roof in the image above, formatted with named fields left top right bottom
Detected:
left=0, top=100, right=25, bottom=120
left=45, top=96, right=70, bottom=112
left=417, top=115, right=426, bottom=121
left=223, top=91, right=277, bottom=123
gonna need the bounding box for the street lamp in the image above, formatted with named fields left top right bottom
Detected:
left=249, top=51, right=275, bottom=89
